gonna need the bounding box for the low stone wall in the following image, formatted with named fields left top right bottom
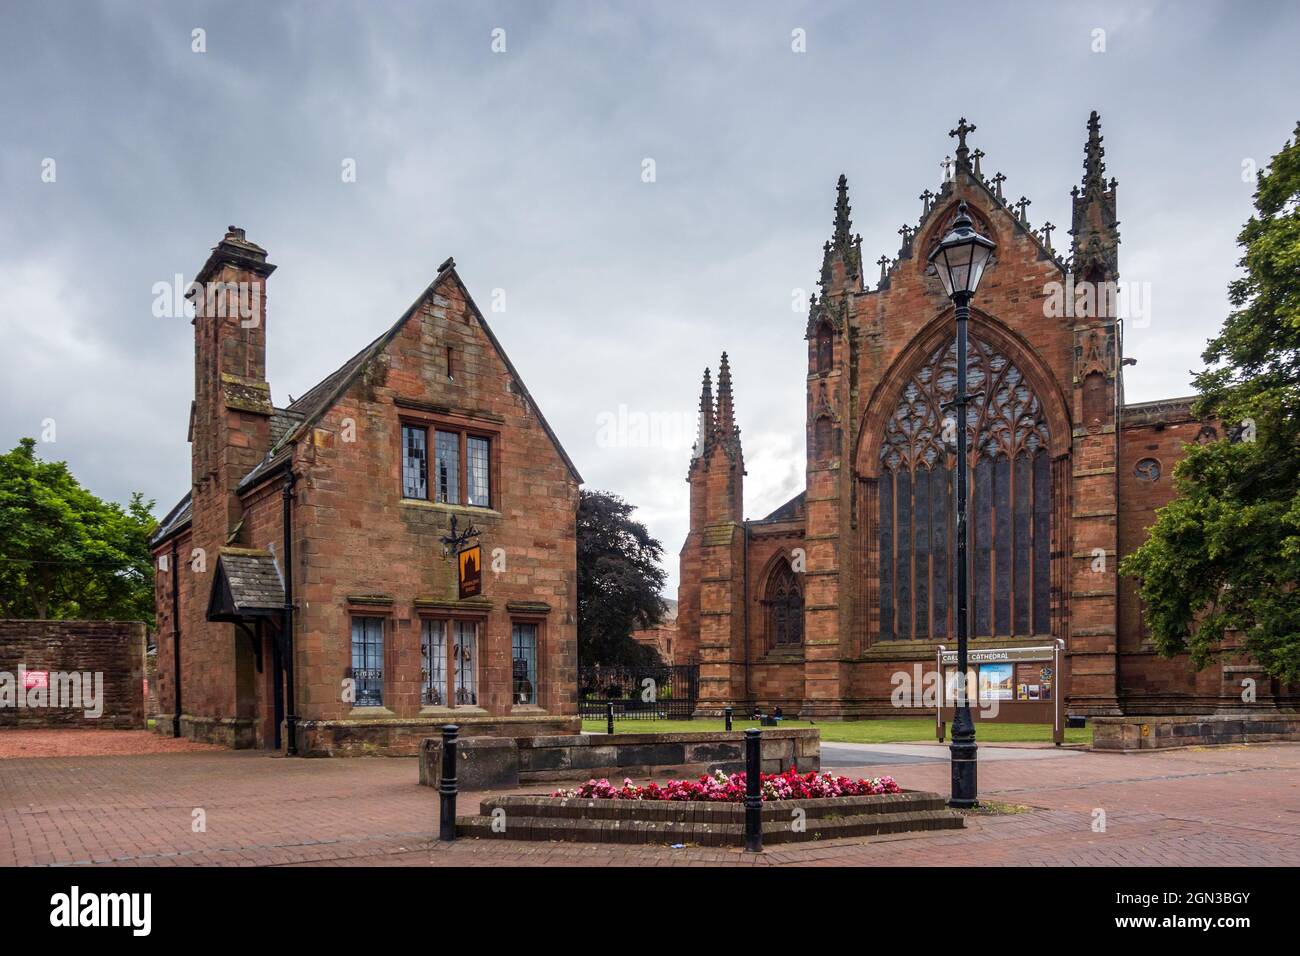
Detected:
left=297, top=714, right=581, bottom=757
left=1092, top=713, right=1300, bottom=751
left=0, top=620, right=147, bottom=730
left=419, top=728, right=820, bottom=790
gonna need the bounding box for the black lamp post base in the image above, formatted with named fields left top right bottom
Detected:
left=948, top=705, right=978, bottom=808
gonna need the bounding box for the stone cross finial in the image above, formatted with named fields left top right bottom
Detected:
left=991, top=171, right=1006, bottom=200
left=949, top=117, right=977, bottom=169
left=877, top=254, right=890, bottom=284
left=1015, top=196, right=1031, bottom=223
left=1040, top=221, right=1055, bottom=254
left=898, top=225, right=913, bottom=256
left=920, top=189, right=934, bottom=216
left=972, top=148, right=985, bottom=179
left=940, top=155, right=953, bottom=183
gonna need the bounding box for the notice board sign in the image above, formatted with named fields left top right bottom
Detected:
left=458, top=544, right=482, bottom=600
left=936, top=641, right=1065, bottom=745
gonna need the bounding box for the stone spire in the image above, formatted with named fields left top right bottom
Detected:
left=1069, top=110, right=1121, bottom=281
left=691, top=367, right=714, bottom=460
left=715, top=351, right=735, bottom=441
left=819, top=174, right=863, bottom=294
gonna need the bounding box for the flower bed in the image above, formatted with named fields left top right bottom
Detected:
left=551, top=767, right=902, bottom=802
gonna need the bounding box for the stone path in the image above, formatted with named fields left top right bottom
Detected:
left=1, top=732, right=1297, bottom=867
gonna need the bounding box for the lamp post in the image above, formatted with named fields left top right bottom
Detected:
left=927, top=201, right=996, bottom=809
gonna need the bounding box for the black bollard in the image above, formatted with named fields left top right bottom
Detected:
left=606, top=701, right=615, bottom=735
left=744, top=728, right=762, bottom=852
left=438, top=724, right=458, bottom=842
left=724, top=706, right=733, bottom=732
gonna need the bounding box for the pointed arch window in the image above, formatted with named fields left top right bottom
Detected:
left=764, top=559, right=803, bottom=649
left=877, top=334, right=1053, bottom=641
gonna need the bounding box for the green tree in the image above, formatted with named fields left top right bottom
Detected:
left=1122, top=122, right=1300, bottom=683
left=0, top=438, right=156, bottom=624
left=577, top=489, right=667, bottom=668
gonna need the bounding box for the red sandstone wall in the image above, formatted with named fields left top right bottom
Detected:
left=289, top=275, right=579, bottom=723
left=0, top=620, right=147, bottom=729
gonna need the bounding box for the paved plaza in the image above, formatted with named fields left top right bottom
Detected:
left=1, top=731, right=1297, bottom=867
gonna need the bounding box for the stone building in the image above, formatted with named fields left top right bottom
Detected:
left=676, top=113, right=1297, bottom=720
left=151, top=228, right=581, bottom=754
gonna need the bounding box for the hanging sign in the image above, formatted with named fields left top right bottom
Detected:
left=458, top=544, right=482, bottom=600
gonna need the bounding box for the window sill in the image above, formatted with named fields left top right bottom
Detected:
left=400, top=499, right=501, bottom=519
left=349, top=706, right=395, bottom=717
left=419, top=705, right=488, bottom=717
left=509, top=704, right=547, bottom=715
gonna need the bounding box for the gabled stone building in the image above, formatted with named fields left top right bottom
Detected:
left=151, top=228, right=581, bottom=755
left=677, top=114, right=1297, bottom=720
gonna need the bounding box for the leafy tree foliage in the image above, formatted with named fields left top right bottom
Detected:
left=577, top=489, right=667, bottom=668
left=0, top=438, right=156, bottom=624
left=1122, top=123, right=1300, bottom=682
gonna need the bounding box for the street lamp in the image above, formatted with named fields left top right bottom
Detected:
left=928, top=201, right=996, bottom=809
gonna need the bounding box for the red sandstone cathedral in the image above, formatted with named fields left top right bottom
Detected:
left=675, top=113, right=1297, bottom=720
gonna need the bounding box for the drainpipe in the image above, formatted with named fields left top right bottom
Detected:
left=171, top=536, right=182, bottom=738
left=282, top=470, right=299, bottom=756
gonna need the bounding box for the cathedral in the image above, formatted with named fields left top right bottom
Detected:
left=675, top=113, right=1297, bottom=720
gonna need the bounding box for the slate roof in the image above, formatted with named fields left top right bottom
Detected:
left=755, top=491, right=806, bottom=524
left=207, top=548, right=285, bottom=621
left=149, top=491, right=193, bottom=549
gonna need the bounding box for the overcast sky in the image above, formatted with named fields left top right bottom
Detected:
left=2, top=1, right=1297, bottom=592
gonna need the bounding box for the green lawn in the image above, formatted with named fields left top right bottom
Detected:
left=580, top=717, right=1091, bottom=746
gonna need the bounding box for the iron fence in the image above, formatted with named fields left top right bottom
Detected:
left=578, top=664, right=699, bottom=719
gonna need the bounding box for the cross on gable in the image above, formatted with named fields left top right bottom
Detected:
left=940, top=156, right=953, bottom=182
left=949, top=117, right=976, bottom=150
left=1015, top=196, right=1031, bottom=223
left=991, top=171, right=1007, bottom=199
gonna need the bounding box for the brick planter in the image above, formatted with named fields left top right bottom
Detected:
left=455, top=790, right=962, bottom=846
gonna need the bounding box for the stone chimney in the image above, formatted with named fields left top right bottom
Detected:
left=190, top=226, right=276, bottom=533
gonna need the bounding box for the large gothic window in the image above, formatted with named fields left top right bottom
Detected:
left=764, top=560, right=803, bottom=649
left=878, top=335, right=1052, bottom=641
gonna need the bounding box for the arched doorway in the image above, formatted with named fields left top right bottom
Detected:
left=876, top=334, right=1054, bottom=641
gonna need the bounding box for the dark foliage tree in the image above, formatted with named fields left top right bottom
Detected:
left=1122, top=122, right=1300, bottom=682
left=577, top=489, right=667, bottom=668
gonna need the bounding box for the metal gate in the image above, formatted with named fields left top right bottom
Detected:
left=578, top=664, right=699, bottom=719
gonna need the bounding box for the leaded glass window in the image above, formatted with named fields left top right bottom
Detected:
left=467, top=436, right=491, bottom=506
left=402, top=424, right=428, bottom=499
left=421, top=619, right=446, bottom=706
left=350, top=616, right=385, bottom=707
left=512, top=623, right=538, bottom=705
left=878, top=335, right=1053, bottom=641
left=765, top=560, right=803, bottom=648
left=454, top=621, right=477, bottom=705
left=434, top=430, right=460, bottom=504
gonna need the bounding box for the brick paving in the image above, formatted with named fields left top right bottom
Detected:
left=1, top=735, right=1297, bottom=867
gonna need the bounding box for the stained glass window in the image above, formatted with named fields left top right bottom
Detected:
left=878, top=335, right=1053, bottom=640
left=765, top=560, right=803, bottom=648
